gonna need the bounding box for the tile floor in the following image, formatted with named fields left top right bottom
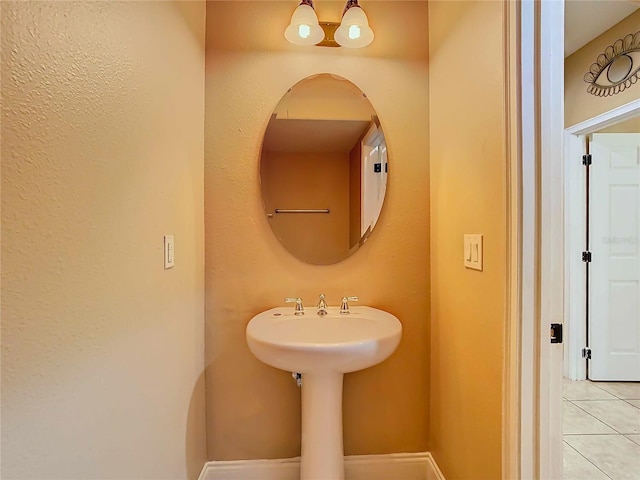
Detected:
left=563, top=379, right=640, bottom=480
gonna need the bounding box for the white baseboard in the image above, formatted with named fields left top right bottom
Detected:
left=198, top=452, right=445, bottom=480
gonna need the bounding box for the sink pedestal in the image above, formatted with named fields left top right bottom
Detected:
left=300, top=372, right=344, bottom=480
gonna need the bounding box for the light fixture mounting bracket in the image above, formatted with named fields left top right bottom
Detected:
left=316, top=22, right=340, bottom=47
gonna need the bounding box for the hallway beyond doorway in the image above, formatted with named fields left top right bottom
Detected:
left=562, top=379, right=640, bottom=479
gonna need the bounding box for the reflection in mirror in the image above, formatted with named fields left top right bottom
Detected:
left=260, top=74, right=388, bottom=265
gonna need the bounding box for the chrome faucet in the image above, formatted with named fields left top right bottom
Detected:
left=316, top=294, right=328, bottom=316
left=285, top=297, right=304, bottom=315
left=340, top=296, right=359, bottom=314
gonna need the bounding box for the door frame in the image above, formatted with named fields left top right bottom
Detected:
left=505, top=1, right=565, bottom=479
left=513, top=2, right=640, bottom=477
left=564, top=99, right=640, bottom=381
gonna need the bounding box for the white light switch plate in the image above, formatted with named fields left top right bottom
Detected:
left=164, top=235, right=174, bottom=269
left=464, top=234, right=483, bottom=271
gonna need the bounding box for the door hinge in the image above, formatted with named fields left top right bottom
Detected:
left=374, top=163, right=382, bottom=173
left=582, top=347, right=592, bottom=360
left=582, top=251, right=592, bottom=262
left=582, top=154, right=592, bottom=166
left=550, top=323, right=563, bottom=344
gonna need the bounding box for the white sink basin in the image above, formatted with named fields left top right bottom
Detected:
left=246, top=305, right=402, bottom=480
left=246, top=306, right=402, bottom=374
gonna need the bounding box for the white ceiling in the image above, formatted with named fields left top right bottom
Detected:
left=262, top=118, right=370, bottom=153
left=565, top=0, right=639, bottom=57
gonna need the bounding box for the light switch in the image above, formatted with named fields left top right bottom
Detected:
left=164, top=235, right=174, bottom=269
left=464, top=234, right=483, bottom=271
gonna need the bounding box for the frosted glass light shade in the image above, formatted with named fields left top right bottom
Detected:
left=284, top=4, right=325, bottom=46
left=334, top=6, right=374, bottom=48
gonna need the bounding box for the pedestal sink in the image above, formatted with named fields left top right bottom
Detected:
left=246, top=306, right=402, bottom=480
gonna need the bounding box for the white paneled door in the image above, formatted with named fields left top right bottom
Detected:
left=360, top=123, right=387, bottom=238
left=589, top=133, right=640, bottom=381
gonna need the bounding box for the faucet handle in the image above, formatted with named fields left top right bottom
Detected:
left=285, top=297, right=304, bottom=316
left=340, top=296, right=359, bottom=314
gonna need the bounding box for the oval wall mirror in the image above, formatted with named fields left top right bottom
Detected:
left=260, top=74, right=388, bottom=265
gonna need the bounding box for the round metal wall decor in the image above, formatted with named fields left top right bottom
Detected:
left=583, top=31, right=640, bottom=97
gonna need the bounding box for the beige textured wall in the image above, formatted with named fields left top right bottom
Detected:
left=428, top=2, right=506, bottom=479
left=565, top=10, right=640, bottom=127
left=205, top=0, right=429, bottom=461
left=1, top=2, right=206, bottom=478
left=261, top=151, right=350, bottom=265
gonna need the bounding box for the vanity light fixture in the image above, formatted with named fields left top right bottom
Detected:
left=284, top=0, right=325, bottom=46
left=285, top=0, right=374, bottom=48
left=334, top=0, right=374, bottom=48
